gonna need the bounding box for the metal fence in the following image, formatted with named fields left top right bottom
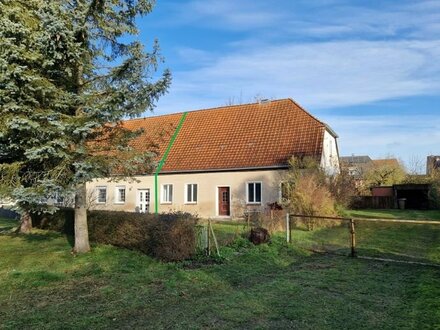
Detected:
left=286, top=214, right=440, bottom=266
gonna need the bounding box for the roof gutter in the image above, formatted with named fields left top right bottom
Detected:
left=324, top=123, right=339, bottom=138
left=158, top=165, right=290, bottom=175
left=154, top=112, right=187, bottom=214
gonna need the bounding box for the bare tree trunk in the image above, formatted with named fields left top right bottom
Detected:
left=73, top=183, right=90, bottom=253
left=17, top=211, right=32, bottom=233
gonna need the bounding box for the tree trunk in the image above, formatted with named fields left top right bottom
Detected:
left=73, top=183, right=90, bottom=253
left=17, top=211, right=32, bottom=233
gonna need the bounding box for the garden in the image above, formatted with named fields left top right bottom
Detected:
left=1, top=209, right=439, bottom=329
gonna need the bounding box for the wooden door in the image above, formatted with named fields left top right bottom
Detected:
left=218, top=187, right=230, bottom=216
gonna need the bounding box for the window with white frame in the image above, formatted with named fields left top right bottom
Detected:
left=185, top=184, right=198, bottom=203
left=96, top=186, right=107, bottom=204
left=247, top=182, right=262, bottom=204
left=115, top=186, right=126, bottom=204
left=161, top=184, right=173, bottom=203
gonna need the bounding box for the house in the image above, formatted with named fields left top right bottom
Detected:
left=427, top=155, right=440, bottom=175
left=340, top=156, right=401, bottom=176
left=372, top=158, right=400, bottom=168
left=87, top=98, right=340, bottom=218
left=340, top=155, right=372, bottom=177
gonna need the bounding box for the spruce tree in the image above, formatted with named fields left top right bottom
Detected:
left=0, top=0, right=171, bottom=252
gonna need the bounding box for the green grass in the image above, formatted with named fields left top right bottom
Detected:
left=0, top=217, right=18, bottom=232
left=343, top=209, right=440, bottom=220
left=211, top=210, right=440, bottom=264
left=1, top=215, right=439, bottom=329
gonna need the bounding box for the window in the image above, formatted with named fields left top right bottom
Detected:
left=161, top=184, right=173, bottom=203
left=280, top=182, right=291, bottom=202
left=115, top=186, right=126, bottom=204
left=96, top=186, right=107, bottom=204
left=185, top=184, right=198, bottom=203
left=247, top=182, right=262, bottom=204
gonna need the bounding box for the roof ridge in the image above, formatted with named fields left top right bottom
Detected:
left=122, top=98, right=291, bottom=122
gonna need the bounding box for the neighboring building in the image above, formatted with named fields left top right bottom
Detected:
left=372, top=158, right=400, bottom=168
left=340, top=155, right=372, bottom=177
left=370, top=184, right=431, bottom=210
left=341, top=156, right=401, bottom=178
left=88, top=98, right=340, bottom=218
left=427, top=155, right=440, bottom=175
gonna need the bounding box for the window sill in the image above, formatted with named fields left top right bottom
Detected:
left=246, top=202, right=261, bottom=205
left=114, top=202, right=125, bottom=205
left=160, top=202, right=173, bottom=205
left=184, top=202, right=197, bottom=205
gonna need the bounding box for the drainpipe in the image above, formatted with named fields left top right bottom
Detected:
left=154, top=112, right=187, bottom=214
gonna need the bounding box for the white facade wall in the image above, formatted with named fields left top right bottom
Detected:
left=320, top=130, right=340, bottom=175
left=87, top=169, right=288, bottom=219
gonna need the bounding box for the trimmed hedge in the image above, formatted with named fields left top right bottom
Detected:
left=32, top=209, right=198, bottom=261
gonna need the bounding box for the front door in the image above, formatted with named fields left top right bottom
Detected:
left=218, top=187, right=230, bottom=216
left=137, top=189, right=150, bottom=213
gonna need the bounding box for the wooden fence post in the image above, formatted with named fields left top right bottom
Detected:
left=207, top=219, right=211, bottom=256
left=286, top=213, right=290, bottom=243
left=349, top=219, right=356, bottom=258
left=209, top=221, right=220, bottom=257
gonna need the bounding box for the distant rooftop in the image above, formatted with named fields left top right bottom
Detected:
left=340, top=155, right=372, bottom=165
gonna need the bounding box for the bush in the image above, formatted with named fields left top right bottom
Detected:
left=288, top=174, right=338, bottom=230
left=31, top=208, right=75, bottom=235
left=33, top=210, right=198, bottom=261
left=87, top=211, right=152, bottom=254
left=148, top=213, right=197, bottom=261
left=244, top=209, right=286, bottom=234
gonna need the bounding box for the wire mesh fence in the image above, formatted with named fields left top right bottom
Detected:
left=200, top=212, right=440, bottom=266
left=287, top=214, right=440, bottom=266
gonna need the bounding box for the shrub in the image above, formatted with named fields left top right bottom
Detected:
left=31, top=208, right=75, bottom=235
left=289, top=174, right=339, bottom=230
left=244, top=208, right=286, bottom=234
left=328, top=168, right=360, bottom=209
left=33, top=210, right=198, bottom=261
left=87, top=211, right=152, bottom=254
left=148, top=212, right=197, bottom=261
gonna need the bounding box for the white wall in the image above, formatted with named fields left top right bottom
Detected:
left=87, top=169, right=288, bottom=219
left=320, top=130, right=340, bottom=175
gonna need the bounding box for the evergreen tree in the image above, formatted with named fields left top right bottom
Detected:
left=0, top=0, right=171, bottom=252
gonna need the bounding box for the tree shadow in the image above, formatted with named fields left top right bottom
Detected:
left=2, top=230, right=75, bottom=247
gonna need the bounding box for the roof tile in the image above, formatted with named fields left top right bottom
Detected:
left=123, top=99, right=328, bottom=172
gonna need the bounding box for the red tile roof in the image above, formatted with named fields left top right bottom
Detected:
left=372, top=159, right=400, bottom=168
left=123, top=99, right=332, bottom=173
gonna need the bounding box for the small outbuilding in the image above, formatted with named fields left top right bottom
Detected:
left=393, top=184, right=431, bottom=210
left=370, top=184, right=432, bottom=209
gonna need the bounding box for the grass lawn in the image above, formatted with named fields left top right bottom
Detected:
left=1, top=214, right=440, bottom=329
left=212, top=209, right=440, bottom=265
left=343, top=209, right=440, bottom=220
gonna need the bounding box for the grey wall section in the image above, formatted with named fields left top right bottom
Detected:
left=87, top=169, right=288, bottom=218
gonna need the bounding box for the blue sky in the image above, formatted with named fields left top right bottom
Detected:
left=137, top=0, right=440, bottom=171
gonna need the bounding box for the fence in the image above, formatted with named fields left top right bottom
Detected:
left=286, top=214, right=440, bottom=266
left=351, top=196, right=395, bottom=209
left=196, top=220, right=220, bottom=256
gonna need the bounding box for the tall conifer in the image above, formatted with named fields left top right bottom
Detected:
left=0, top=0, right=170, bottom=252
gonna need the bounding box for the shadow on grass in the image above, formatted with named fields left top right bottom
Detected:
left=2, top=230, right=75, bottom=247
left=290, top=222, right=440, bottom=266
left=0, top=226, right=17, bottom=233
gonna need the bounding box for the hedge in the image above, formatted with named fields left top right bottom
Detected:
left=32, top=209, right=198, bottom=261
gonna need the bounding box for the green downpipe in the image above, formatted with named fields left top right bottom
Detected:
left=154, top=112, right=187, bottom=214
